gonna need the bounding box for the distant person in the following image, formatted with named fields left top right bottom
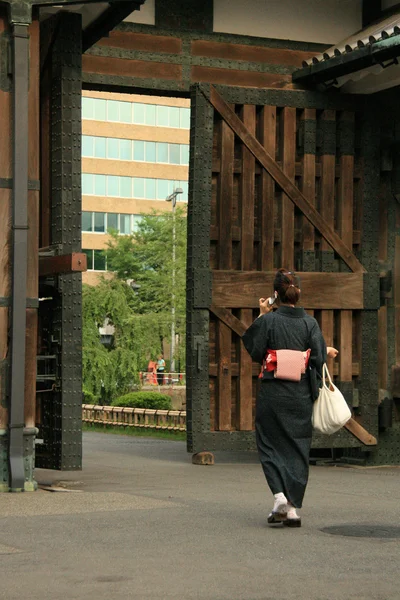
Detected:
left=242, top=268, right=338, bottom=528
left=156, top=354, right=165, bottom=386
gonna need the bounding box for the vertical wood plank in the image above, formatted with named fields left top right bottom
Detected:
left=217, top=322, right=232, bottom=431
left=217, top=116, right=234, bottom=430
left=259, top=105, right=276, bottom=270
left=320, top=110, right=336, bottom=370
left=281, top=107, right=296, bottom=269
left=219, top=120, right=234, bottom=269
left=338, top=113, right=354, bottom=384
left=239, top=106, right=255, bottom=430
left=301, top=109, right=316, bottom=269
left=241, top=105, right=255, bottom=270
left=0, top=12, right=11, bottom=433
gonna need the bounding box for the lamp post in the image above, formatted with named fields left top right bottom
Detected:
left=165, top=187, right=183, bottom=377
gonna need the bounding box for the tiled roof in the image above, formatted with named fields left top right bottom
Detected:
left=302, top=12, right=400, bottom=68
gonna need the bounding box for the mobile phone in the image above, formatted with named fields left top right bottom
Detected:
left=268, top=296, right=276, bottom=306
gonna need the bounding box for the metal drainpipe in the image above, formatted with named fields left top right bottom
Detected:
left=8, top=21, right=30, bottom=492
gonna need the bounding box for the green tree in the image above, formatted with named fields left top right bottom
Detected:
left=106, top=208, right=187, bottom=367
left=82, top=209, right=187, bottom=400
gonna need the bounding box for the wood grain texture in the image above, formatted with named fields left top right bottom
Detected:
left=301, top=109, right=316, bottom=251
left=241, top=105, right=256, bottom=270
left=344, top=418, right=377, bottom=445
left=208, top=87, right=365, bottom=273
left=192, top=66, right=292, bottom=89
left=280, top=107, right=296, bottom=269
left=258, top=105, right=276, bottom=270
left=209, top=307, right=247, bottom=337
left=217, top=322, right=232, bottom=431
left=191, top=40, right=316, bottom=67
left=83, top=55, right=182, bottom=80
left=98, top=31, right=182, bottom=54
left=219, top=120, right=234, bottom=269
left=239, top=308, right=253, bottom=430
left=212, top=271, right=364, bottom=309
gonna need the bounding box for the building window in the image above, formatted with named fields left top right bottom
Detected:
left=82, top=135, right=189, bottom=166
left=93, top=250, right=107, bottom=271
left=94, top=212, right=106, bottom=233
left=83, top=249, right=93, bottom=270
left=107, top=213, right=118, bottom=230
left=82, top=97, right=191, bottom=129
left=82, top=211, right=93, bottom=232
left=82, top=174, right=189, bottom=201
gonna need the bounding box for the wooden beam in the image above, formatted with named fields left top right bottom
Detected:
left=208, top=86, right=366, bottom=273
left=210, top=306, right=247, bottom=337
left=211, top=271, right=364, bottom=310
left=344, top=418, right=377, bottom=446
left=39, top=253, right=87, bottom=277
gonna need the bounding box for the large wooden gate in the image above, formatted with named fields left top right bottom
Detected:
left=187, top=84, right=381, bottom=454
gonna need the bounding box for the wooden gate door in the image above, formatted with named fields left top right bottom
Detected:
left=187, top=84, right=380, bottom=455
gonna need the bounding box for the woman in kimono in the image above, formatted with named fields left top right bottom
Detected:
left=242, top=268, right=337, bottom=528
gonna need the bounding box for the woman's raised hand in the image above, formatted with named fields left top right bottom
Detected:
left=327, top=346, right=339, bottom=359
left=259, top=297, right=273, bottom=316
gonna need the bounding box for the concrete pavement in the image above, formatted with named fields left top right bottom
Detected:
left=0, top=431, right=399, bottom=600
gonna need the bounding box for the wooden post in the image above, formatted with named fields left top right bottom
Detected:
left=0, top=9, right=12, bottom=493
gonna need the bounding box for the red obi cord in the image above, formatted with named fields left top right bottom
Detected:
left=259, top=349, right=311, bottom=378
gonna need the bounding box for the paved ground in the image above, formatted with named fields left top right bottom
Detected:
left=1, top=432, right=399, bottom=600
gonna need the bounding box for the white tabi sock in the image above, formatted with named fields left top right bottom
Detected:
left=287, top=505, right=300, bottom=519
left=273, top=492, right=288, bottom=514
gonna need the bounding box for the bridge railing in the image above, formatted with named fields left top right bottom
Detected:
left=82, top=404, right=187, bottom=432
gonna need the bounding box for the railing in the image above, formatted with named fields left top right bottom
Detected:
left=139, top=372, right=186, bottom=386
left=82, top=404, right=187, bottom=432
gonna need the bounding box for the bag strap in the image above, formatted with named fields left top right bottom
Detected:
left=322, top=363, right=334, bottom=388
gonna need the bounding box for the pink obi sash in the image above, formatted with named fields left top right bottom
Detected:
left=260, top=348, right=311, bottom=382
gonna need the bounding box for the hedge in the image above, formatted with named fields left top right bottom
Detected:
left=111, top=391, right=172, bottom=410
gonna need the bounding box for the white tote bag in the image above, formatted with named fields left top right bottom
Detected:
left=312, top=364, right=352, bottom=435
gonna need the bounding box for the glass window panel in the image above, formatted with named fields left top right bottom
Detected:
left=167, top=180, right=175, bottom=196
left=82, top=211, right=93, bottom=232
left=107, top=138, right=119, bottom=159
left=133, top=140, right=145, bottom=161
left=145, top=142, right=156, bottom=163
left=133, top=103, right=145, bottom=124
left=82, top=135, right=93, bottom=157
left=120, top=139, right=132, bottom=161
left=132, top=215, right=143, bottom=232
left=119, top=102, right=132, bottom=123
left=133, top=178, right=145, bottom=198
left=169, top=107, right=180, bottom=128
left=120, top=176, right=132, bottom=198
left=107, top=100, right=120, bottom=122
left=107, top=176, right=119, bottom=197
left=93, top=250, right=106, bottom=271
left=180, top=107, right=191, bottom=129
left=145, top=104, right=156, bottom=125
left=181, top=144, right=189, bottom=165
left=169, top=144, right=180, bottom=164
left=157, top=142, right=168, bottom=163
left=107, top=213, right=118, bottom=231
left=120, top=214, right=131, bottom=234
left=82, top=174, right=94, bottom=195
left=156, top=179, right=169, bottom=200
left=157, top=105, right=169, bottom=127
left=94, top=137, right=106, bottom=159
left=145, top=178, right=156, bottom=200
left=94, top=174, right=106, bottom=196
left=82, top=97, right=94, bottom=120
left=94, top=212, right=105, bottom=233
left=83, top=249, right=93, bottom=270
left=94, top=99, right=106, bottom=121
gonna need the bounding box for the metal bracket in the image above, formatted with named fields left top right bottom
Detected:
left=193, top=336, right=205, bottom=371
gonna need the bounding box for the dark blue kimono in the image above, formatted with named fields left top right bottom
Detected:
left=242, top=306, right=326, bottom=508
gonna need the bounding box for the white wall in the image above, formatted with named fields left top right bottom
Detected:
left=124, top=0, right=155, bottom=25
left=213, top=0, right=362, bottom=44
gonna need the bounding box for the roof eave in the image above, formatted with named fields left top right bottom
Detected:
left=292, top=35, right=400, bottom=85
left=82, top=0, right=145, bottom=53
